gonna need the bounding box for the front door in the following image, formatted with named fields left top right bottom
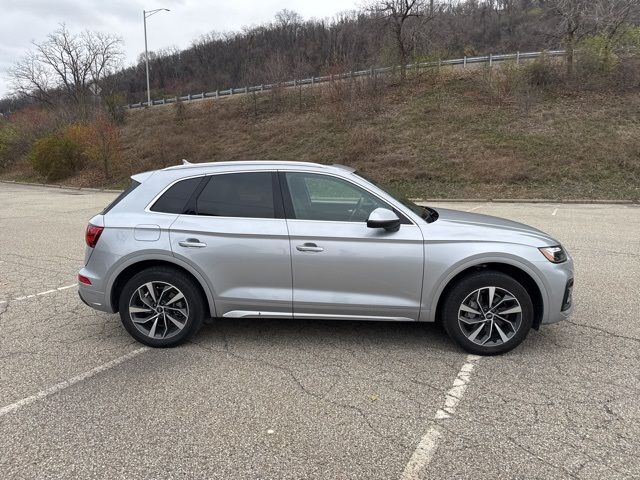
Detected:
left=169, top=171, right=292, bottom=318
left=281, top=171, right=424, bottom=321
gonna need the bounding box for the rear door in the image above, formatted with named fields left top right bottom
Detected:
left=168, top=171, right=292, bottom=318
left=281, top=171, right=424, bottom=321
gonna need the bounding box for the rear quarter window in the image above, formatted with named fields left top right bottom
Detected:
left=150, top=177, right=203, bottom=214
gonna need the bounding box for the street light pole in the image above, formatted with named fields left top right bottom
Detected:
left=144, top=10, right=150, bottom=106
left=143, top=8, right=170, bottom=107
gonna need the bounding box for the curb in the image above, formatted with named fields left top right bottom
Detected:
left=411, top=197, right=638, bottom=205
left=0, top=180, right=123, bottom=194
left=2, top=180, right=637, bottom=204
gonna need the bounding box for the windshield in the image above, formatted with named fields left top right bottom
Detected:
left=354, top=172, right=438, bottom=223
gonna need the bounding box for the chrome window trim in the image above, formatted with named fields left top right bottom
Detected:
left=144, top=170, right=282, bottom=220
left=279, top=169, right=418, bottom=227
left=284, top=218, right=420, bottom=228
left=143, top=167, right=418, bottom=227
left=144, top=172, right=208, bottom=215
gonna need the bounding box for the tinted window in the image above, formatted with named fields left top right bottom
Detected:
left=196, top=172, right=275, bottom=218
left=102, top=180, right=140, bottom=214
left=151, top=177, right=202, bottom=214
left=285, top=172, right=386, bottom=222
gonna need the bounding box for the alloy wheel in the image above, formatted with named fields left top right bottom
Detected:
left=128, top=281, right=189, bottom=340
left=458, top=286, right=523, bottom=347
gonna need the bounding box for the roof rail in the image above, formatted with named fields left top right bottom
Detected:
left=332, top=164, right=356, bottom=173
left=162, top=160, right=329, bottom=171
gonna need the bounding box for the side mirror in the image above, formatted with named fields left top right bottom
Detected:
left=367, top=208, right=400, bottom=232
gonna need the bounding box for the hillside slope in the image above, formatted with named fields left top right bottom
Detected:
left=5, top=72, right=640, bottom=199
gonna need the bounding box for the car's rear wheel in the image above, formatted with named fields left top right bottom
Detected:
left=118, top=266, right=205, bottom=347
left=442, top=271, right=534, bottom=355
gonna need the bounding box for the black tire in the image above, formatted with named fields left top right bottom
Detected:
left=118, top=266, right=205, bottom=348
left=441, top=270, right=534, bottom=356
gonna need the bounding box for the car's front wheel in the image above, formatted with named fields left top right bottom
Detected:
left=442, top=271, right=534, bottom=355
left=118, top=266, right=205, bottom=347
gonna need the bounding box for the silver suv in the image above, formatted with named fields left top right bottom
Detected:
left=78, top=161, right=574, bottom=355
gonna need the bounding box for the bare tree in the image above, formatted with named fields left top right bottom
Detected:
left=547, top=0, right=640, bottom=76
left=275, top=9, right=304, bottom=30
left=594, top=0, right=640, bottom=41
left=85, top=31, right=124, bottom=88
left=9, top=52, right=53, bottom=104
left=9, top=24, right=123, bottom=111
left=547, top=0, right=592, bottom=76
left=369, top=0, right=431, bottom=81
left=5, top=2, right=640, bottom=107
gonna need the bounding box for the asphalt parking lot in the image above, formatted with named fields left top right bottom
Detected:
left=1, top=183, right=639, bottom=480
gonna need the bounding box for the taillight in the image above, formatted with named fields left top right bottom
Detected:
left=85, top=224, right=104, bottom=248
left=78, top=274, right=92, bottom=285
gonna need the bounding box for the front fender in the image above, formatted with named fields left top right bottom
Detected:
left=421, top=247, right=550, bottom=324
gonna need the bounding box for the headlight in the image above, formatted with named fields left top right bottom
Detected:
left=539, top=246, right=568, bottom=263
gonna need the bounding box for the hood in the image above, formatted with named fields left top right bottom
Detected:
left=422, top=208, right=559, bottom=248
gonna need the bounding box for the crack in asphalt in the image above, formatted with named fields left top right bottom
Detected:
left=566, top=320, right=640, bottom=343
left=0, top=253, right=78, bottom=277
left=1, top=189, right=639, bottom=479
left=506, top=436, right=581, bottom=479
left=189, top=334, right=421, bottom=450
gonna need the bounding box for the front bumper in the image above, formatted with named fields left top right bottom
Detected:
left=537, top=256, right=574, bottom=325
left=544, top=293, right=573, bottom=325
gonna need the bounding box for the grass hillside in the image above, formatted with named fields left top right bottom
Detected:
left=4, top=69, right=640, bottom=200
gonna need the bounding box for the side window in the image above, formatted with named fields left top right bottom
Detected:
left=150, top=177, right=202, bottom=214
left=285, top=172, right=387, bottom=222
left=196, top=172, right=275, bottom=218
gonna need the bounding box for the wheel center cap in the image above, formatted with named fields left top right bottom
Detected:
left=156, top=306, right=163, bottom=313
left=485, top=312, right=494, bottom=320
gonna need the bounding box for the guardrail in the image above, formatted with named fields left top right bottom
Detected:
left=126, top=49, right=566, bottom=109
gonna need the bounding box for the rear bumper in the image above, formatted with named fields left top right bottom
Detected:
left=78, top=282, right=114, bottom=313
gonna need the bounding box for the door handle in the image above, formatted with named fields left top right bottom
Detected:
left=296, top=243, right=324, bottom=253
left=178, top=238, right=207, bottom=248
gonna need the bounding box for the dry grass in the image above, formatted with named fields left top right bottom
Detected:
left=5, top=69, right=640, bottom=199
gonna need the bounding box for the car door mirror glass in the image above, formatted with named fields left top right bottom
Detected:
left=367, top=208, right=400, bottom=232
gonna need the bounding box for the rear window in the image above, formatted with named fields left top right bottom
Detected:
left=150, top=177, right=203, bottom=214
left=196, top=172, right=275, bottom=218
left=102, top=180, right=140, bottom=214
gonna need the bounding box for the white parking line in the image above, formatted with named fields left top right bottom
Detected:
left=0, top=347, right=149, bottom=417
left=400, top=354, right=481, bottom=480
left=466, top=205, right=483, bottom=212
left=1, top=283, right=76, bottom=304
left=37, top=289, right=57, bottom=296
left=552, top=208, right=558, bottom=216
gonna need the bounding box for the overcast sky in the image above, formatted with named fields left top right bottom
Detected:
left=0, top=0, right=360, bottom=98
